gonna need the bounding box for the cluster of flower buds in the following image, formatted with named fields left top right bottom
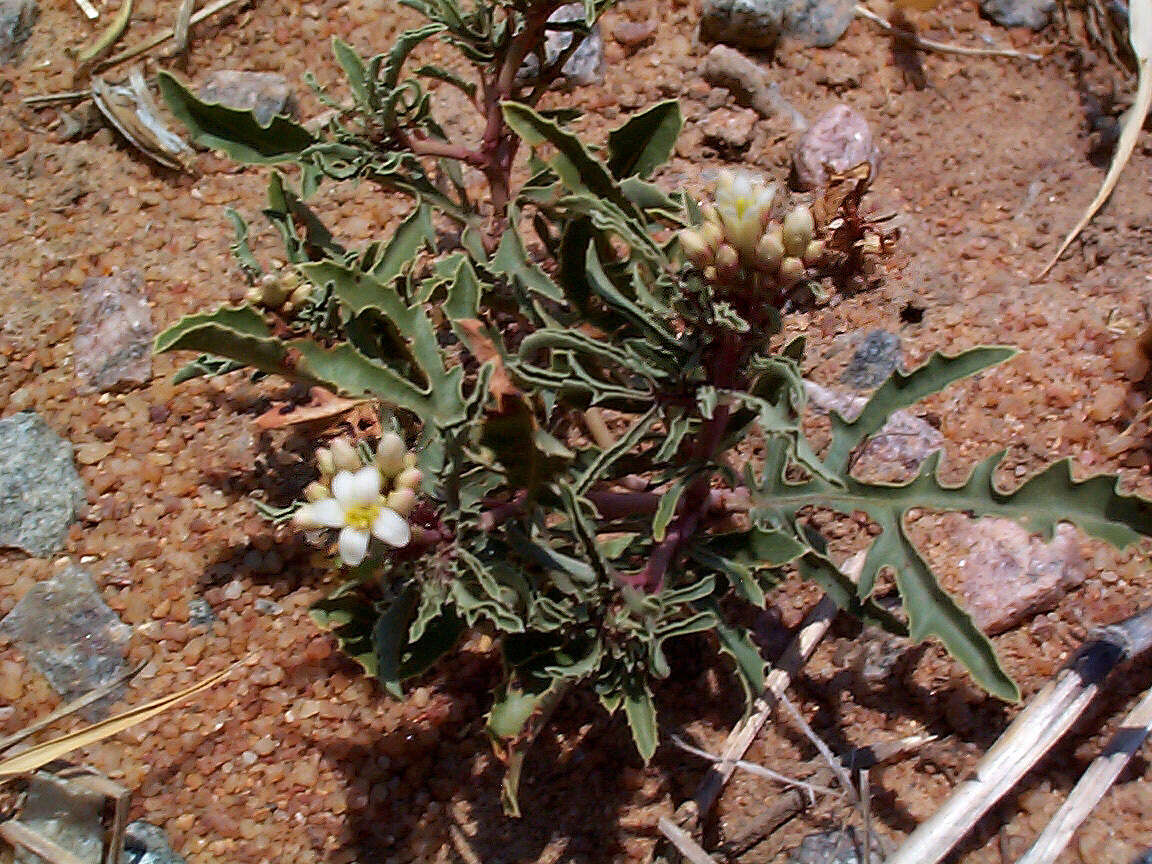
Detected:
left=294, top=432, right=423, bottom=566
left=245, top=270, right=314, bottom=316
left=679, top=169, right=825, bottom=297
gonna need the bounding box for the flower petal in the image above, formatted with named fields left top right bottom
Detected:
left=371, top=508, right=411, bottom=548
left=337, top=526, right=371, bottom=566
left=295, top=499, right=345, bottom=529
left=332, top=466, right=380, bottom=508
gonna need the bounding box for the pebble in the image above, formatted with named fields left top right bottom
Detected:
left=0, top=0, right=37, bottom=65
left=979, top=0, right=1055, bottom=30
left=788, top=828, right=883, bottom=864
left=124, top=820, right=187, bottom=864
left=0, top=412, right=87, bottom=557
left=0, top=564, right=132, bottom=715
left=700, top=0, right=855, bottom=50
left=702, top=106, right=757, bottom=152
left=842, top=329, right=902, bottom=390
left=950, top=520, right=1088, bottom=634
left=612, top=19, right=657, bottom=50
left=73, top=272, right=155, bottom=393
left=792, top=104, right=878, bottom=191
left=198, top=70, right=295, bottom=126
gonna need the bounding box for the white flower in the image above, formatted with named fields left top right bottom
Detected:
left=294, top=466, right=411, bottom=565
left=714, top=169, right=776, bottom=258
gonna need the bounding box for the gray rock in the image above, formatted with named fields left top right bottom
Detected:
left=518, top=3, right=604, bottom=88
left=254, top=597, right=283, bottom=616
left=0, top=412, right=86, bottom=557
left=124, top=821, right=186, bottom=864
left=700, top=0, right=855, bottom=50
left=843, top=329, right=901, bottom=390
left=187, top=596, right=216, bottom=627
left=979, top=0, right=1055, bottom=30
left=788, top=829, right=882, bottom=864
left=15, top=772, right=106, bottom=864
left=198, top=70, right=295, bottom=126
left=792, top=103, right=878, bottom=191
left=74, top=272, right=155, bottom=393
left=0, top=0, right=37, bottom=65
left=0, top=565, right=131, bottom=714
left=951, top=519, right=1087, bottom=634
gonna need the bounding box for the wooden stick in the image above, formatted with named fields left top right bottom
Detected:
left=97, top=0, right=245, bottom=71
left=1016, top=684, right=1152, bottom=864
left=854, top=4, right=1044, bottom=60
left=74, top=0, right=99, bottom=20
left=885, top=606, right=1152, bottom=864
left=0, top=820, right=88, bottom=864
left=656, top=817, right=717, bottom=864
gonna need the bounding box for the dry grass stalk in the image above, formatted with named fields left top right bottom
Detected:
left=0, top=820, right=88, bottom=864
left=73, top=0, right=99, bottom=20
left=171, top=0, right=197, bottom=57
left=1016, top=683, right=1152, bottom=864
left=1038, top=0, right=1151, bottom=277
left=97, top=0, right=246, bottom=71
left=885, top=606, right=1152, bottom=864
left=656, top=817, right=717, bottom=864
left=853, top=4, right=1044, bottom=60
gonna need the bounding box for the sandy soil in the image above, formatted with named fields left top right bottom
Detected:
left=1, top=0, right=1151, bottom=862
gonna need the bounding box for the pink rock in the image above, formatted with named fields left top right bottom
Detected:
left=703, top=106, right=757, bottom=151
left=792, top=104, right=877, bottom=191
left=951, top=519, right=1087, bottom=634
left=73, top=272, right=155, bottom=393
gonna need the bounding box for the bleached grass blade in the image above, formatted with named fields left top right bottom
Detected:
left=0, top=661, right=240, bottom=777
left=1038, top=0, right=1151, bottom=278
left=1016, top=684, right=1152, bottom=864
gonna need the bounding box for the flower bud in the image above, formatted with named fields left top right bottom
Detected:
left=700, top=203, right=720, bottom=228
left=679, top=228, right=712, bottom=269
left=386, top=488, right=417, bottom=517
left=376, top=432, right=407, bottom=477
left=755, top=229, right=785, bottom=272
left=699, top=221, right=724, bottom=252
left=782, top=205, right=815, bottom=258
left=245, top=285, right=264, bottom=307
left=802, top=239, right=826, bottom=266
left=702, top=265, right=718, bottom=284
left=315, top=447, right=335, bottom=478
left=715, top=243, right=739, bottom=272
left=289, top=283, right=313, bottom=308
left=395, top=467, right=423, bottom=491
left=779, top=256, right=806, bottom=287
left=304, top=481, right=329, bottom=502
left=404, top=452, right=419, bottom=470
left=259, top=273, right=292, bottom=308
left=331, top=438, right=360, bottom=472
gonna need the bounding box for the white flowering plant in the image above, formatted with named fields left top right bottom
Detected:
left=154, top=0, right=1152, bottom=813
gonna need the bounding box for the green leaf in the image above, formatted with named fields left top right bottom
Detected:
left=225, top=209, right=262, bottom=281
left=157, top=71, right=314, bottom=164
left=653, top=479, right=686, bottom=543
left=490, top=205, right=564, bottom=302
left=369, top=204, right=436, bottom=282
left=606, top=100, right=682, bottom=179
left=622, top=680, right=658, bottom=762
left=310, top=589, right=378, bottom=677
left=487, top=676, right=573, bottom=817
left=826, top=347, right=1015, bottom=472
left=698, top=599, right=766, bottom=695
left=332, top=37, right=370, bottom=108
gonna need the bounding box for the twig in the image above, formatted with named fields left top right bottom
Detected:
left=860, top=769, right=872, bottom=864
left=21, top=90, right=92, bottom=105
left=171, top=0, right=197, bottom=57
left=1016, top=683, right=1152, bottom=864
left=97, top=0, right=246, bottom=71
left=583, top=407, right=616, bottom=450
left=885, top=605, right=1152, bottom=864
left=670, top=734, right=838, bottom=802
left=656, top=817, right=717, bottom=864
left=779, top=691, right=857, bottom=802
left=687, top=551, right=867, bottom=824
left=854, top=4, right=1044, bottom=60
left=74, top=0, right=99, bottom=20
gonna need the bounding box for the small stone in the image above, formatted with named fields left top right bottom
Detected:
left=73, top=272, right=155, bottom=394
left=187, top=596, right=215, bottom=627
left=0, top=565, right=131, bottom=714
left=0, top=0, right=38, bottom=65
left=0, top=412, right=86, bottom=557
left=788, top=828, right=882, bottom=864
left=701, top=45, right=807, bottom=129
left=949, top=520, right=1088, bottom=634
left=15, top=773, right=106, bottom=864
left=254, top=597, right=283, bottom=615
left=703, top=106, right=757, bottom=152
left=517, top=3, right=604, bottom=88
left=842, top=329, right=901, bottom=390
left=198, top=70, right=295, bottom=126
left=979, top=0, right=1055, bottom=31
left=612, top=19, right=656, bottom=50
left=792, top=104, right=877, bottom=191
left=700, top=0, right=855, bottom=50
left=123, top=821, right=186, bottom=864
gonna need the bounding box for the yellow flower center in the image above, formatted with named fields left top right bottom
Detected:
left=344, top=503, right=380, bottom=531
